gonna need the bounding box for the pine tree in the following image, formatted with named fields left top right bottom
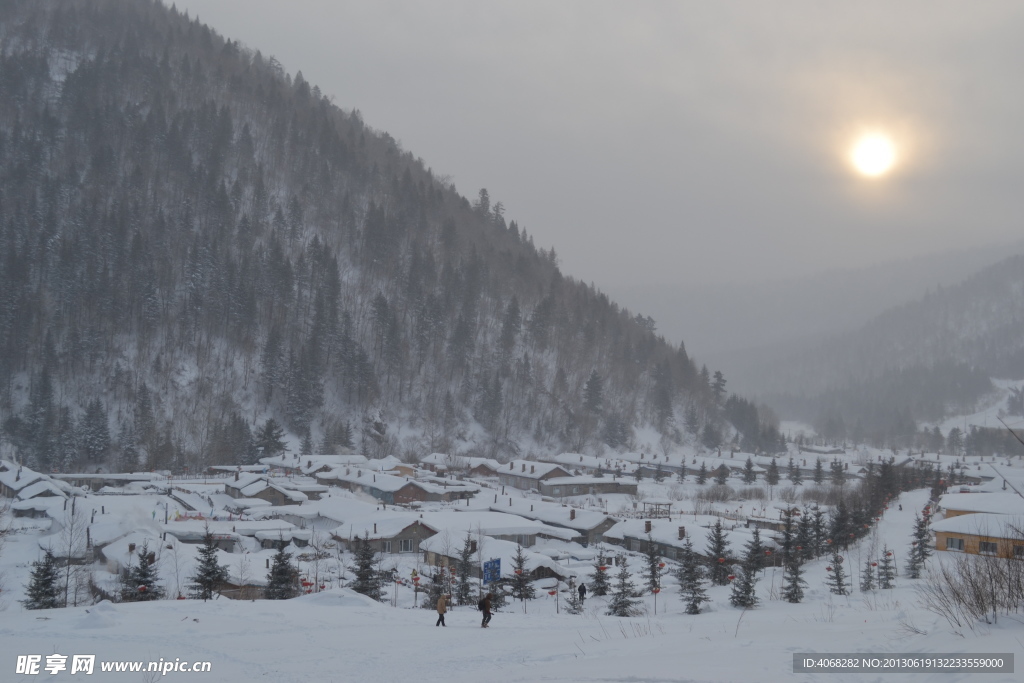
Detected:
left=123, top=543, right=164, bottom=601
left=590, top=550, right=611, bottom=596
left=812, top=457, right=825, bottom=484
left=825, top=552, right=849, bottom=595
left=811, top=507, right=828, bottom=558
left=676, top=538, right=709, bottom=615
left=729, top=528, right=762, bottom=609
left=189, top=528, right=229, bottom=600
left=905, top=513, right=933, bottom=579
left=787, top=457, right=802, bottom=485
left=795, top=509, right=814, bottom=562
left=696, top=462, right=708, bottom=485
left=456, top=533, right=475, bottom=606
left=254, top=418, right=288, bottom=459
left=766, top=458, right=780, bottom=487
left=509, top=544, right=535, bottom=601
left=23, top=550, right=62, bottom=610
left=781, top=552, right=806, bottom=603
left=644, top=533, right=664, bottom=593
left=705, top=519, right=732, bottom=585
left=714, top=463, right=729, bottom=485
left=607, top=555, right=641, bottom=617
left=349, top=534, right=385, bottom=601
left=565, top=580, right=584, bottom=615
left=742, top=457, right=757, bottom=484
left=266, top=545, right=299, bottom=599
left=860, top=559, right=876, bottom=592
left=830, top=458, right=845, bottom=487
left=877, top=546, right=896, bottom=589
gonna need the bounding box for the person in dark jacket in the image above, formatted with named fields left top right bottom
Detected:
left=578, top=583, right=587, bottom=603
left=480, top=592, right=493, bottom=628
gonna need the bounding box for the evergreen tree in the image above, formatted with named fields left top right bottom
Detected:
left=254, top=418, right=288, bottom=459
left=795, top=509, right=814, bottom=562
left=860, top=559, right=876, bottom=592
left=644, top=534, right=664, bottom=593
left=905, top=513, right=933, bottom=579
left=766, top=458, right=780, bottom=487
left=729, top=528, right=762, bottom=609
left=590, top=550, right=611, bottom=596
left=349, top=534, right=385, bottom=601
left=742, top=457, right=757, bottom=484
left=654, top=462, right=666, bottom=483
left=456, top=533, right=475, bottom=606
left=829, top=500, right=852, bottom=550
left=189, top=528, right=229, bottom=601
left=23, top=550, right=62, bottom=610
left=877, top=546, right=896, bottom=589
left=607, top=555, right=641, bottom=617
left=787, top=457, right=802, bottom=485
left=714, top=463, right=729, bottom=485
left=266, top=545, right=299, bottom=599
left=705, top=519, right=732, bottom=585
left=810, top=507, right=828, bottom=558
left=812, top=457, right=825, bottom=485
left=123, top=543, right=164, bottom=601
left=676, top=538, right=709, bottom=615
left=825, top=552, right=849, bottom=596
left=696, top=462, right=708, bottom=485
left=781, top=552, right=806, bottom=603
left=509, top=544, right=536, bottom=601
left=830, top=458, right=845, bottom=487
left=565, top=580, right=584, bottom=615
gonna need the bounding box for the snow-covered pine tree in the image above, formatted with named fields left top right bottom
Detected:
left=781, top=551, right=806, bottom=603
left=905, top=513, right=933, bottom=579
left=788, top=457, right=802, bottom=485
left=644, top=533, right=664, bottom=593
left=349, top=534, right=385, bottom=601
left=189, top=528, right=229, bottom=600
left=23, top=549, right=61, bottom=610
left=766, top=458, right=780, bottom=487
left=266, top=545, right=299, bottom=599
left=424, top=568, right=444, bottom=609
left=825, top=552, right=848, bottom=596
left=878, top=546, right=896, bottom=589
left=729, top=528, right=762, bottom=609
left=607, top=555, right=641, bottom=617
left=696, top=462, right=708, bottom=485
left=796, top=509, right=814, bottom=562
left=565, top=580, right=584, bottom=615
left=714, top=464, right=729, bottom=485
left=590, top=549, right=611, bottom=596
left=860, top=559, right=876, bottom=592
left=743, top=457, right=757, bottom=484
left=676, top=538, right=709, bottom=615
left=123, top=542, right=164, bottom=601
left=456, top=533, right=475, bottom=605
left=509, top=543, right=536, bottom=601
left=811, top=507, right=827, bottom=558
left=812, top=457, right=825, bottom=484
left=705, top=518, right=732, bottom=585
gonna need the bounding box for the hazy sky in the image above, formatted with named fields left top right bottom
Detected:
left=175, top=1, right=1024, bottom=291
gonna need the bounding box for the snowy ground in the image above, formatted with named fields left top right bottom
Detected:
left=2, top=488, right=1021, bottom=682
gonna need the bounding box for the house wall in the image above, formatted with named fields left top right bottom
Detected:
left=935, top=531, right=1024, bottom=560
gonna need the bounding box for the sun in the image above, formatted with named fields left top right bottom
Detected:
left=850, top=133, right=896, bottom=177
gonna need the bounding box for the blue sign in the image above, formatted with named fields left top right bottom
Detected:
left=483, top=558, right=501, bottom=585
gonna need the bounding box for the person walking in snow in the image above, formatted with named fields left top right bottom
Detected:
left=480, top=592, right=493, bottom=628
left=578, top=583, right=587, bottom=603
left=435, top=593, right=448, bottom=627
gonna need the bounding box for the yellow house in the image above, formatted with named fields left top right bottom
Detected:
left=932, top=513, right=1024, bottom=560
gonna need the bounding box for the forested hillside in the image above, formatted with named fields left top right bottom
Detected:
left=0, top=0, right=777, bottom=472
left=766, top=255, right=1024, bottom=447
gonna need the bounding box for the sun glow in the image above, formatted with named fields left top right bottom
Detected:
left=850, top=133, right=897, bottom=177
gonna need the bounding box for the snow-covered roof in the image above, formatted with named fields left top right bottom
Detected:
left=602, top=516, right=776, bottom=553
left=331, top=512, right=437, bottom=541
left=420, top=510, right=578, bottom=541
left=163, top=519, right=295, bottom=541
left=498, top=460, right=570, bottom=480
left=932, top=513, right=1024, bottom=538
left=260, top=454, right=369, bottom=474
left=419, top=536, right=578, bottom=579
left=488, top=499, right=610, bottom=531
left=16, top=480, right=68, bottom=500
left=939, top=492, right=1024, bottom=516
left=0, top=463, right=46, bottom=491
left=421, top=453, right=501, bottom=472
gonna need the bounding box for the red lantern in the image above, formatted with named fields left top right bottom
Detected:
left=796, top=546, right=802, bottom=551
left=658, top=562, right=666, bottom=568
left=514, top=569, right=523, bottom=575
left=826, top=539, right=833, bottom=545
left=548, top=590, right=557, bottom=596
left=849, top=533, right=855, bottom=538
left=871, top=562, right=877, bottom=567
left=653, top=587, right=661, bottom=594
left=764, top=550, right=772, bottom=556
left=718, top=557, right=725, bottom=563
left=826, top=567, right=833, bottom=572
left=863, top=524, right=869, bottom=529
left=598, top=566, right=608, bottom=572
left=886, top=551, right=892, bottom=557
left=727, top=575, right=736, bottom=581
left=139, top=585, right=147, bottom=592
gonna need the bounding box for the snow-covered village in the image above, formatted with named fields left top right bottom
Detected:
left=4, top=1, right=1024, bottom=681
left=2, top=387, right=1024, bottom=681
